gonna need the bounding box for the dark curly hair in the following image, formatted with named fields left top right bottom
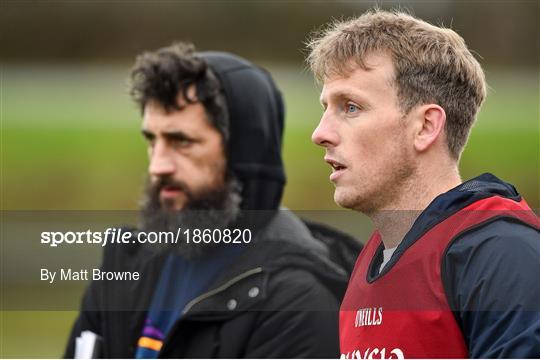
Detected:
left=129, top=42, right=229, bottom=142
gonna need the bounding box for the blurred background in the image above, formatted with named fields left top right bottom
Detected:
left=1, top=0, right=538, bottom=357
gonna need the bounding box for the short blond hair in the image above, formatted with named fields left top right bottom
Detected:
left=307, top=9, right=487, bottom=159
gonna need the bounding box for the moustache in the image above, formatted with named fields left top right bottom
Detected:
left=152, top=177, right=189, bottom=192
left=151, top=177, right=190, bottom=194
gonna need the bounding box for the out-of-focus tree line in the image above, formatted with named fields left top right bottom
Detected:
left=1, top=1, right=538, bottom=67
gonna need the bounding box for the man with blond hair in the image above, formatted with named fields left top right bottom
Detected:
left=308, top=9, right=540, bottom=358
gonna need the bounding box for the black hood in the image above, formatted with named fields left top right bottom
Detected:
left=198, top=52, right=286, bottom=210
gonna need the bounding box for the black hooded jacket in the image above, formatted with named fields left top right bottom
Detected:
left=202, top=51, right=286, bottom=211
left=64, top=53, right=362, bottom=358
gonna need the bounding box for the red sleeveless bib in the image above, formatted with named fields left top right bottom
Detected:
left=340, top=196, right=539, bottom=359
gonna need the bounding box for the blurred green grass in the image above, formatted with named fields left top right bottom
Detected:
left=1, top=65, right=538, bottom=357
left=1, top=311, right=79, bottom=358
left=2, top=65, right=538, bottom=211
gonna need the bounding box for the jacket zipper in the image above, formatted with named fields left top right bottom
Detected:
left=157, top=267, right=264, bottom=357
left=181, top=267, right=263, bottom=315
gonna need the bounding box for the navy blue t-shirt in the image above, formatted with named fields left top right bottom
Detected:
left=135, top=245, right=246, bottom=358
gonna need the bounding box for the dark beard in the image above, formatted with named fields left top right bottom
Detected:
left=139, top=175, right=242, bottom=259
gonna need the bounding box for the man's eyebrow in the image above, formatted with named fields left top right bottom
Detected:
left=162, top=130, right=195, bottom=140
left=321, top=89, right=368, bottom=106
left=142, top=129, right=198, bottom=143
left=329, top=90, right=360, bottom=101
left=141, top=129, right=154, bottom=140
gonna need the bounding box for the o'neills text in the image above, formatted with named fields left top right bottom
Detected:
left=355, top=307, right=383, bottom=327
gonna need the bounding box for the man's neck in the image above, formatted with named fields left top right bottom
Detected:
left=371, top=167, right=462, bottom=249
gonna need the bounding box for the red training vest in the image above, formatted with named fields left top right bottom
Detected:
left=340, top=195, right=539, bottom=359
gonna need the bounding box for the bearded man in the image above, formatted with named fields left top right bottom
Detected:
left=65, top=42, right=360, bottom=358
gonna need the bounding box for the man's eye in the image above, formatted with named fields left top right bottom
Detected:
left=172, top=138, right=193, bottom=147
left=346, top=103, right=359, bottom=113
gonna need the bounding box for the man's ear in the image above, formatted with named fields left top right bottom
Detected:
left=413, top=104, right=446, bottom=152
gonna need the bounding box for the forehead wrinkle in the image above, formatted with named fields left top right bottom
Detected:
left=321, top=82, right=370, bottom=104
left=143, top=101, right=210, bottom=133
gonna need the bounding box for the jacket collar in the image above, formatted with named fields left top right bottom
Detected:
left=367, top=173, right=521, bottom=282
left=180, top=210, right=349, bottom=320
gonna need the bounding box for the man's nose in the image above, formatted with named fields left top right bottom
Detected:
left=311, top=114, right=339, bottom=148
left=149, top=142, right=175, bottom=177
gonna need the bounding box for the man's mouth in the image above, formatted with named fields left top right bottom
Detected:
left=160, top=185, right=185, bottom=199
left=324, top=157, right=347, bottom=181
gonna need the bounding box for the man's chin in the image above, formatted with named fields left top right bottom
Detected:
left=334, top=188, right=355, bottom=209
left=160, top=200, right=186, bottom=212
left=160, top=194, right=188, bottom=211
left=334, top=189, right=374, bottom=213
